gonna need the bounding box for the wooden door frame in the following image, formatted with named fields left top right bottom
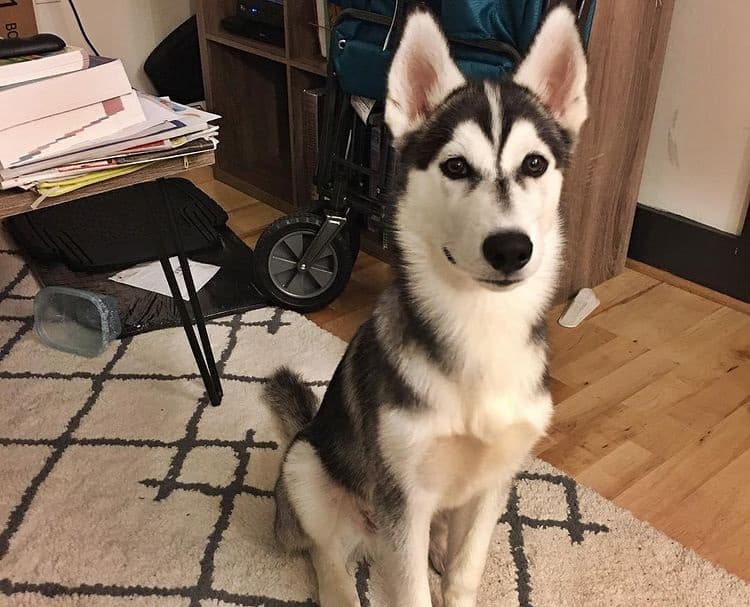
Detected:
left=556, top=0, right=676, bottom=301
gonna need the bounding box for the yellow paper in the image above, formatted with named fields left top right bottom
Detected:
left=35, top=164, right=148, bottom=197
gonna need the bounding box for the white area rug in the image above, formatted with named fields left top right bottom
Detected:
left=1, top=238, right=749, bottom=606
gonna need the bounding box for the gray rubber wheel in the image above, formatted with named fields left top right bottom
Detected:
left=268, top=229, right=338, bottom=298
left=253, top=213, right=355, bottom=312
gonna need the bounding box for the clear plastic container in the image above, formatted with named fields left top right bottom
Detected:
left=34, top=287, right=121, bottom=358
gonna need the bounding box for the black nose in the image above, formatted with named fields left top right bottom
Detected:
left=482, top=232, right=533, bottom=273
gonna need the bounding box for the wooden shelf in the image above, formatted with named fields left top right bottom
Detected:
left=285, top=2, right=328, bottom=76
left=288, top=56, right=327, bottom=77
left=0, top=152, right=216, bottom=221
left=205, top=32, right=326, bottom=77
left=205, top=41, right=293, bottom=204
left=197, top=0, right=328, bottom=211
left=205, top=31, right=286, bottom=64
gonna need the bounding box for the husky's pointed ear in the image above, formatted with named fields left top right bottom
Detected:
left=385, top=10, right=465, bottom=140
left=514, top=5, right=588, bottom=135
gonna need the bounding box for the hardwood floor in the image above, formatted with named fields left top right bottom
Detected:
left=194, top=174, right=750, bottom=582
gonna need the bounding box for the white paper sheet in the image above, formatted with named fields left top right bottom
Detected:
left=108, top=257, right=220, bottom=301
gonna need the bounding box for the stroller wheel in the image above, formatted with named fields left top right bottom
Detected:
left=253, top=213, right=355, bottom=313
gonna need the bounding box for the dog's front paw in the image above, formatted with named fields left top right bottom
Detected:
left=442, top=577, right=479, bottom=607
left=442, top=589, right=477, bottom=607
left=429, top=512, right=449, bottom=576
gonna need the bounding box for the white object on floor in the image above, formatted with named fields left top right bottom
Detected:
left=558, top=287, right=600, bottom=328
left=108, top=257, right=220, bottom=301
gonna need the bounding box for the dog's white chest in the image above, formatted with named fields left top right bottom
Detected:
left=424, top=389, right=550, bottom=505
left=381, top=382, right=552, bottom=509
left=378, top=295, right=554, bottom=507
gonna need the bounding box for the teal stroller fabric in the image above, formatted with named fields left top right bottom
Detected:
left=332, top=0, right=546, bottom=49
left=440, top=1, right=545, bottom=51
left=329, top=0, right=594, bottom=101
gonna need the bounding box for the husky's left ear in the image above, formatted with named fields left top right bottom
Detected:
left=385, top=10, right=465, bottom=141
left=514, top=5, right=588, bottom=136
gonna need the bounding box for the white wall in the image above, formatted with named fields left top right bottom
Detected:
left=639, top=0, right=750, bottom=235
left=33, top=0, right=196, bottom=93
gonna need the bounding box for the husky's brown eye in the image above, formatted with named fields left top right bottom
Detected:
left=440, top=156, right=471, bottom=180
left=521, top=154, right=548, bottom=177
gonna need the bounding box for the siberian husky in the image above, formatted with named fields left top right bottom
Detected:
left=264, top=5, right=588, bottom=606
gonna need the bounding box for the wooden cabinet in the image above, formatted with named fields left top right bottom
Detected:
left=196, top=1, right=326, bottom=211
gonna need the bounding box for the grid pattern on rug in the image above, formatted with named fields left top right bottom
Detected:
left=0, top=244, right=610, bottom=607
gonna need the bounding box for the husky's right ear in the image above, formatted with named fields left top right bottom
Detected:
left=385, top=10, right=465, bottom=141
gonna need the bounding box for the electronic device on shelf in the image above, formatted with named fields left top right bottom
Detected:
left=0, top=34, right=66, bottom=60
left=221, top=0, right=285, bottom=48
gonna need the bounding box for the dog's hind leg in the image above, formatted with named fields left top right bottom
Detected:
left=273, top=473, right=310, bottom=552
left=282, top=439, right=362, bottom=607
left=441, top=485, right=506, bottom=607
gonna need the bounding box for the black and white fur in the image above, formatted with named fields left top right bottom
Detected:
left=265, top=6, right=588, bottom=606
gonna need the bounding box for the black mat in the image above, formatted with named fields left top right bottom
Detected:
left=20, top=226, right=267, bottom=337
left=5, top=179, right=228, bottom=271
left=4, top=178, right=268, bottom=337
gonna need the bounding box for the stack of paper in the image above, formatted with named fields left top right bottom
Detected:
left=0, top=49, right=220, bottom=198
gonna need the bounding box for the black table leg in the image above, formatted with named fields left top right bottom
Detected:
left=156, top=179, right=223, bottom=406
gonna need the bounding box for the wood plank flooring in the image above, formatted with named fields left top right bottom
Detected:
left=192, top=174, right=750, bottom=582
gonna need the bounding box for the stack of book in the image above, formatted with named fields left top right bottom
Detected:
left=0, top=46, right=220, bottom=199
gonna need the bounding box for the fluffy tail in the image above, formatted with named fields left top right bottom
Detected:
left=263, top=367, right=319, bottom=439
